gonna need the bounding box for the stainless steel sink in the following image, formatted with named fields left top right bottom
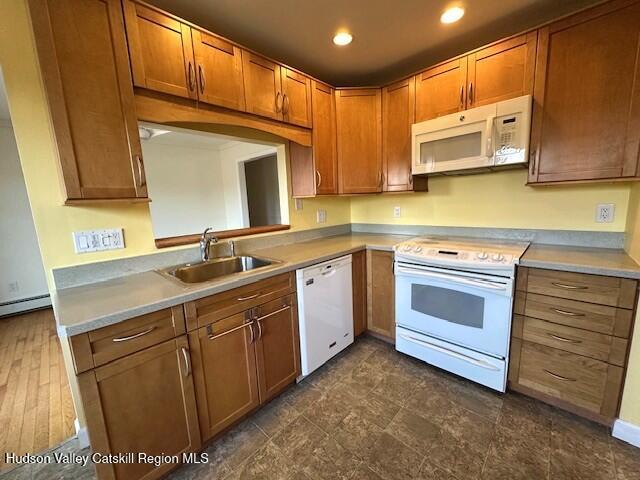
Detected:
left=159, top=255, right=278, bottom=284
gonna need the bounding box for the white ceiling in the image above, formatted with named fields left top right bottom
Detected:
left=0, top=73, right=11, bottom=123
left=148, top=0, right=600, bottom=85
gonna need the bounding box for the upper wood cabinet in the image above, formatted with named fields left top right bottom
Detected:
left=192, top=30, right=246, bottom=111
left=311, top=82, right=338, bottom=194
left=123, top=1, right=197, bottom=100
left=281, top=68, right=313, bottom=127
left=466, top=32, right=537, bottom=108
left=415, top=58, right=467, bottom=122
left=529, top=0, right=640, bottom=184
left=30, top=0, right=147, bottom=201
left=336, top=88, right=383, bottom=194
left=78, top=337, right=201, bottom=480
left=289, top=142, right=315, bottom=197
left=242, top=52, right=283, bottom=121
left=382, top=78, right=427, bottom=192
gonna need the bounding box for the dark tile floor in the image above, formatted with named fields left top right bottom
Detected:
left=2, top=336, right=639, bottom=480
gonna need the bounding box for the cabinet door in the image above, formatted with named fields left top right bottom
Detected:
left=311, top=82, right=338, bottom=195
left=254, top=295, right=301, bottom=403
left=466, top=32, right=537, bottom=108
left=29, top=0, right=146, bottom=200
left=281, top=68, right=312, bottom=127
left=242, top=51, right=283, bottom=120
left=415, top=58, right=467, bottom=122
left=189, top=312, right=260, bottom=441
left=192, top=30, right=245, bottom=110
left=336, top=89, right=383, bottom=194
left=382, top=78, right=428, bottom=192
left=352, top=250, right=367, bottom=337
left=529, top=1, right=640, bottom=183
left=78, top=337, right=200, bottom=480
left=289, top=143, right=316, bottom=197
left=367, top=250, right=395, bottom=341
left=123, top=1, right=197, bottom=100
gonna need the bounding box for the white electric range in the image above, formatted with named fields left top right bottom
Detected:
left=394, top=236, right=529, bottom=392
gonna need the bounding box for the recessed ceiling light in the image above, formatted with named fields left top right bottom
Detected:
left=441, top=6, right=465, bottom=24
left=333, top=31, right=353, bottom=46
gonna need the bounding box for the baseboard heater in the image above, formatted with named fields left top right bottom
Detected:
left=0, top=294, right=51, bottom=318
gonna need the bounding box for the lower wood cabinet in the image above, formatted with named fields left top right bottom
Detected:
left=367, top=250, right=396, bottom=341
left=78, top=336, right=201, bottom=480
left=352, top=250, right=367, bottom=336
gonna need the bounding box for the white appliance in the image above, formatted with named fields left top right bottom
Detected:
left=394, top=237, right=529, bottom=392
left=296, top=254, right=354, bottom=376
left=411, top=94, right=532, bottom=175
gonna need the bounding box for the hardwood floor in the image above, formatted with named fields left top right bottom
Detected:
left=0, top=308, right=75, bottom=469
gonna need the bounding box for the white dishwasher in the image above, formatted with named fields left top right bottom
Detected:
left=296, top=254, right=354, bottom=376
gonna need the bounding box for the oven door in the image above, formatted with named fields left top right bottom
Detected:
left=395, top=262, right=513, bottom=358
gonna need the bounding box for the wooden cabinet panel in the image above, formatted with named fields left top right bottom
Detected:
left=529, top=1, right=640, bottom=183
left=192, top=30, right=245, bottom=110
left=336, top=89, right=383, bottom=194
left=289, top=143, right=315, bottom=197
left=30, top=0, right=146, bottom=201
left=352, top=250, right=367, bottom=337
left=311, top=82, right=338, bottom=195
left=189, top=312, right=260, bottom=441
left=254, top=294, right=301, bottom=403
left=382, top=78, right=427, bottom=192
left=281, top=68, right=312, bottom=127
left=79, top=337, right=200, bottom=480
left=367, top=250, right=395, bottom=341
left=466, top=32, right=536, bottom=108
left=242, top=51, right=282, bottom=121
left=123, top=1, right=197, bottom=100
left=415, top=58, right=467, bottom=122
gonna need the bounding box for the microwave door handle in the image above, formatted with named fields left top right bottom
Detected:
left=395, top=265, right=508, bottom=292
left=485, top=115, right=495, bottom=158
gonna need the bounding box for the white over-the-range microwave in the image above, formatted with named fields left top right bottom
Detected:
left=411, top=94, right=532, bottom=175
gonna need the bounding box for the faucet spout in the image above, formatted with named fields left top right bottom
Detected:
left=200, top=227, right=218, bottom=262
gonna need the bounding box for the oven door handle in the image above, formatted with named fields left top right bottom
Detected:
left=399, top=333, right=501, bottom=371
left=395, top=264, right=508, bottom=292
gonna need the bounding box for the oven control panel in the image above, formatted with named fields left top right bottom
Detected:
left=396, top=242, right=516, bottom=266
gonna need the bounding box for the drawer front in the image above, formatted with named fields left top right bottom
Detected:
left=526, top=268, right=637, bottom=308
left=82, top=307, right=186, bottom=369
left=524, top=293, right=634, bottom=337
left=518, top=341, right=608, bottom=413
left=185, top=272, right=295, bottom=330
left=522, top=317, right=628, bottom=366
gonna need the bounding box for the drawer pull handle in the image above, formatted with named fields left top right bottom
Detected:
left=552, top=282, right=588, bottom=290
left=551, top=308, right=584, bottom=317
left=112, top=326, right=155, bottom=342
left=237, top=293, right=260, bottom=301
left=207, top=322, right=252, bottom=341
left=181, top=347, right=191, bottom=377
left=544, top=369, right=576, bottom=382
left=547, top=333, right=582, bottom=344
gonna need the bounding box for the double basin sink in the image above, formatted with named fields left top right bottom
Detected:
left=159, top=255, right=279, bottom=284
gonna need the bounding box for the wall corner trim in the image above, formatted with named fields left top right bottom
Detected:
left=612, top=419, right=640, bottom=448
left=74, top=418, right=90, bottom=449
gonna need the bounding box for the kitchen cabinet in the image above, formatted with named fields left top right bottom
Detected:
left=289, top=143, right=316, bottom=197
left=336, top=88, right=383, bottom=194
left=382, top=78, right=427, bottom=192
left=415, top=58, right=467, bottom=122
left=78, top=337, right=201, bottom=480
left=367, top=250, right=395, bottom=341
left=311, top=82, right=339, bottom=195
left=281, top=68, right=313, bottom=127
left=123, top=0, right=197, bottom=100
left=352, top=250, right=367, bottom=337
left=29, top=0, right=147, bottom=202
left=529, top=1, right=640, bottom=184
left=254, top=294, right=301, bottom=403
left=192, top=30, right=246, bottom=110
left=242, top=52, right=283, bottom=121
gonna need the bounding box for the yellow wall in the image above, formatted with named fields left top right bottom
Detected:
left=351, top=170, right=630, bottom=231
left=620, top=184, right=640, bottom=426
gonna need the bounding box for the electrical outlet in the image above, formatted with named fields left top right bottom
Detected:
left=316, top=209, right=327, bottom=224
left=596, top=203, right=615, bottom=223
left=73, top=228, right=125, bottom=253
left=8, top=281, right=19, bottom=293
left=393, top=206, right=401, bottom=218
left=294, top=198, right=303, bottom=211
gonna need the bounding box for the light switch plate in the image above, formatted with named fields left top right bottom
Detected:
left=73, top=228, right=125, bottom=254
left=294, top=198, right=303, bottom=211
left=316, top=209, right=327, bottom=224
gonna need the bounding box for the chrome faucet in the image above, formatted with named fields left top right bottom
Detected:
left=229, top=240, right=235, bottom=257
left=200, top=227, right=218, bottom=262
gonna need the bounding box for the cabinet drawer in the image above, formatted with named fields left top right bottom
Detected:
left=517, top=341, right=623, bottom=416
left=185, top=272, right=295, bottom=330
left=526, top=268, right=637, bottom=308
left=524, top=293, right=633, bottom=337
left=522, top=317, right=628, bottom=366
left=70, top=306, right=186, bottom=373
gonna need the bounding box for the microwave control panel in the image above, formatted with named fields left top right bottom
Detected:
left=494, top=113, right=526, bottom=165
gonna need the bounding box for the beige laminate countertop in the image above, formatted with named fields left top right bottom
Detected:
left=52, top=233, right=409, bottom=337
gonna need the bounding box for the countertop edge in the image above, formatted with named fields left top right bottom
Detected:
left=518, top=258, right=640, bottom=280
